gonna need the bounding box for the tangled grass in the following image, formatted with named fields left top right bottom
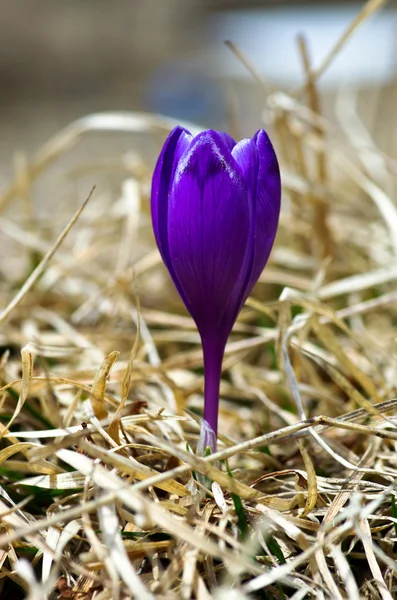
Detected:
left=1, top=1, right=397, bottom=598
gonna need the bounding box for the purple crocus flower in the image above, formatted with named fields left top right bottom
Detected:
left=151, top=127, right=281, bottom=452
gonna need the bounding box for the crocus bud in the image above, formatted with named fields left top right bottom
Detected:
left=151, top=127, right=281, bottom=451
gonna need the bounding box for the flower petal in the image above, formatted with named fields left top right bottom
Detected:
left=232, top=137, right=259, bottom=200
left=151, top=126, right=192, bottom=259
left=151, top=126, right=194, bottom=310
left=229, top=137, right=259, bottom=313
left=216, top=131, right=236, bottom=151
left=167, top=131, right=251, bottom=338
left=247, top=129, right=281, bottom=295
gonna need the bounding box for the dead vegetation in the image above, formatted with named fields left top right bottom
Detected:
left=0, top=0, right=397, bottom=597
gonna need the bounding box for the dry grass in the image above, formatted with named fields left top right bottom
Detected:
left=1, top=2, right=397, bottom=598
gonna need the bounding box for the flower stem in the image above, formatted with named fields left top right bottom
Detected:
left=200, top=336, right=225, bottom=451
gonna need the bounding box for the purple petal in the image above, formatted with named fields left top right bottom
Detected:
left=151, top=126, right=190, bottom=257
left=216, top=131, right=236, bottom=151
left=229, top=137, right=259, bottom=314
left=246, top=129, right=281, bottom=295
left=167, top=131, right=251, bottom=338
left=151, top=126, right=193, bottom=309
left=232, top=137, right=258, bottom=200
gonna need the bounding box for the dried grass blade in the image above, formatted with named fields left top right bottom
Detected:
left=138, top=433, right=263, bottom=502
left=109, top=298, right=141, bottom=444
left=359, top=518, right=393, bottom=600
left=311, top=318, right=381, bottom=403
left=314, top=542, right=344, bottom=600
left=335, top=153, right=397, bottom=255
left=318, top=265, right=397, bottom=300
left=297, top=34, right=332, bottom=260
left=330, top=546, right=361, bottom=600
left=42, top=520, right=81, bottom=583
left=307, top=0, right=388, bottom=86
left=56, top=448, right=256, bottom=573
left=1, top=349, right=33, bottom=438
left=297, top=440, right=318, bottom=517
left=90, top=351, right=119, bottom=420
left=79, top=440, right=188, bottom=497
left=97, top=502, right=154, bottom=599
left=18, top=472, right=85, bottom=490
left=0, top=186, right=95, bottom=325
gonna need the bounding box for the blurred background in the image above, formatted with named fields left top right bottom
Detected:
left=0, top=0, right=396, bottom=169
